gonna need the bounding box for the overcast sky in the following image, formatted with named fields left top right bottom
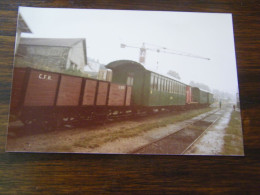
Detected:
left=19, top=7, right=239, bottom=95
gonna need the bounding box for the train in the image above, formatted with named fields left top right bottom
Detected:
left=9, top=60, right=214, bottom=129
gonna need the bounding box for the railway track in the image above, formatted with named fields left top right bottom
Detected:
left=8, top=107, right=197, bottom=138
left=130, top=109, right=222, bottom=155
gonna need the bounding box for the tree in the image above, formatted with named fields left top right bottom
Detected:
left=167, top=70, right=181, bottom=80
left=189, top=81, right=211, bottom=92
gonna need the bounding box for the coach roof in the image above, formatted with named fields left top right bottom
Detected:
left=106, top=60, right=146, bottom=71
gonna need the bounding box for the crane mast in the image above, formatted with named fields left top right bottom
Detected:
left=120, top=42, right=210, bottom=65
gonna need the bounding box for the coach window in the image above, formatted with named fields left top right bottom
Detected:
left=165, top=79, right=167, bottom=92
left=155, top=75, right=158, bottom=90
left=168, top=80, right=171, bottom=93
left=158, top=77, right=161, bottom=91
left=150, top=73, right=154, bottom=89
left=161, top=77, right=164, bottom=91
left=160, top=78, right=162, bottom=91
left=162, top=79, right=165, bottom=92
left=153, top=75, right=156, bottom=90
left=160, top=77, right=163, bottom=91
left=166, top=80, right=168, bottom=92
left=166, top=79, right=169, bottom=93
left=156, top=75, right=159, bottom=90
left=127, top=75, right=134, bottom=86
left=166, top=80, right=169, bottom=92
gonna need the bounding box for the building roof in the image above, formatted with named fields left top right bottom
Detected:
left=20, top=38, right=87, bottom=65
left=18, top=14, right=32, bottom=33
left=20, top=38, right=85, bottom=47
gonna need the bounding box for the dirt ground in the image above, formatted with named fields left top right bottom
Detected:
left=6, top=108, right=217, bottom=154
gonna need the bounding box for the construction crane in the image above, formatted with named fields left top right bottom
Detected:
left=120, top=42, right=210, bottom=65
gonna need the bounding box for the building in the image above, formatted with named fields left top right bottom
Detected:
left=98, top=65, right=112, bottom=81
left=15, top=13, right=32, bottom=54
left=15, top=38, right=87, bottom=72
left=84, top=58, right=112, bottom=81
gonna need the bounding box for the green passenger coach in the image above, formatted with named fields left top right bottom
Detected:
left=191, top=87, right=213, bottom=105
left=106, top=60, right=186, bottom=108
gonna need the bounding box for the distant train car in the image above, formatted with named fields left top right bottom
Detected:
left=207, top=92, right=214, bottom=105
left=106, top=60, right=186, bottom=110
left=191, top=87, right=213, bottom=106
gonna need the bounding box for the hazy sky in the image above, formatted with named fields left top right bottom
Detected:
left=19, top=7, right=239, bottom=95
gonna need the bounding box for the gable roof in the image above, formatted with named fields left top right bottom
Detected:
left=18, top=14, right=32, bottom=33
left=20, top=38, right=85, bottom=47
left=20, top=38, right=87, bottom=64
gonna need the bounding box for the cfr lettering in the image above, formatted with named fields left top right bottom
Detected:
left=38, top=74, right=52, bottom=80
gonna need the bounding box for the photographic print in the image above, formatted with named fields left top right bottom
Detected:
left=6, top=7, right=244, bottom=155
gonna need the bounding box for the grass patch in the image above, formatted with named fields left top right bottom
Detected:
left=74, top=107, right=215, bottom=149
left=221, top=111, right=244, bottom=155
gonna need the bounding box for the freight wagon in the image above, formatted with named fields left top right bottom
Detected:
left=10, top=67, right=132, bottom=129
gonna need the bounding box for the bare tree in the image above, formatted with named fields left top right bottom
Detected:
left=189, top=81, right=211, bottom=92
left=167, top=70, right=181, bottom=80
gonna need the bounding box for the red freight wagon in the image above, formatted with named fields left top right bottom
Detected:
left=10, top=67, right=132, bottom=129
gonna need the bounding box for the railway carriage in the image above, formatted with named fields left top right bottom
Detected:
left=10, top=59, right=214, bottom=130
left=191, top=87, right=213, bottom=106
left=10, top=67, right=132, bottom=128
left=106, top=60, right=187, bottom=111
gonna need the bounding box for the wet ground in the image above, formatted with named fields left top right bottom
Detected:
left=184, top=105, right=233, bottom=155
left=132, top=109, right=222, bottom=155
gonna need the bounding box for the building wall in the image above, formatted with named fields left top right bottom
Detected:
left=16, top=45, right=69, bottom=71
left=98, top=69, right=112, bottom=81
left=66, top=41, right=86, bottom=72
